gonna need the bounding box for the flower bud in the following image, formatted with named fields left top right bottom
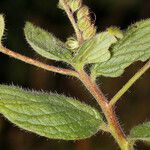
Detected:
left=58, top=0, right=70, bottom=10
left=83, top=24, right=96, bottom=40
left=65, top=37, right=79, bottom=51
left=70, top=0, right=82, bottom=12
left=77, top=16, right=91, bottom=31
left=107, top=27, right=123, bottom=39
left=77, top=5, right=89, bottom=20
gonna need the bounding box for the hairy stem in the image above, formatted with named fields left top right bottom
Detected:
left=78, top=69, right=133, bottom=150
left=0, top=46, right=79, bottom=77
left=110, top=60, right=150, bottom=106
left=60, top=0, right=83, bottom=44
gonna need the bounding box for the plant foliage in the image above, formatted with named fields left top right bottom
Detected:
left=91, top=19, right=150, bottom=78
left=0, top=85, right=104, bottom=140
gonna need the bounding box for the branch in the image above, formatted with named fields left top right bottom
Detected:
left=109, top=60, right=150, bottom=106
left=78, top=69, right=131, bottom=150
left=60, top=0, right=83, bottom=44
left=0, top=46, right=79, bottom=77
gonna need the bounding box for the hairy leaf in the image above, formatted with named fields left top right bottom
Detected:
left=0, top=85, right=104, bottom=140
left=92, top=19, right=150, bottom=78
left=24, top=22, right=72, bottom=62
left=72, top=31, right=118, bottom=64
left=0, top=15, right=5, bottom=44
left=129, top=122, right=150, bottom=141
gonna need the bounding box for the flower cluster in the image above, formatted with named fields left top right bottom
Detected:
left=59, top=0, right=96, bottom=51
left=77, top=5, right=96, bottom=40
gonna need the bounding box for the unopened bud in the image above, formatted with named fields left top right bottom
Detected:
left=70, top=0, right=82, bottom=12
left=107, top=27, right=123, bottom=39
left=58, top=0, right=68, bottom=10
left=65, top=37, right=79, bottom=51
left=83, top=24, right=96, bottom=40
left=78, top=16, right=91, bottom=31
left=77, top=5, right=89, bottom=20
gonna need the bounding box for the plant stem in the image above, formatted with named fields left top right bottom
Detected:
left=109, top=60, right=150, bottom=107
left=0, top=46, right=79, bottom=77
left=78, top=69, right=133, bottom=150
left=60, top=0, right=83, bottom=44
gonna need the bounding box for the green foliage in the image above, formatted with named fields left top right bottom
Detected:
left=91, top=19, right=150, bottom=78
left=72, top=31, right=118, bottom=65
left=24, top=22, right=72, bottom=63
left=129, top=122, right=150, bottom=142
left=0, top=1, right=150, bottom=149
left=0, top=15, right=5, bottom=44
left=0, top=85, right=104, bottom=140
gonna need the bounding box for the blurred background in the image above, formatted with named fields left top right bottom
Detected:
left=0, top=0, right=150, bottom=150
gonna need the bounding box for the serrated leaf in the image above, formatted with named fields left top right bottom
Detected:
left=129, top=122, right=150, bottom=141
left=72, top=31, right=118, bottom=65
left=24, top=22, right=72, bottom=63
left=92, top=19, right=150, bottom=78
left=0, top=85, right=104, bottom=140
left=0, top=15, right=5, bottom=44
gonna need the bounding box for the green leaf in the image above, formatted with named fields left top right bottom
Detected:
left=24, top=22, right=72, bottom=63
left=0, top=15, right=5, bottom=44
left=0, top=85, right=104, bottom=140
left=72, top=31, right=118, bottom=65
left=129, top=122, right=150, bottom=141
left=92, top=19, right=150, bottom=78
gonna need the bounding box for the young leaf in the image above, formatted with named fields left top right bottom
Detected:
left=24, top=22, right=72, bottom=63
left=72, top=31, right=119, bottom=65
left=91, top=19, right=150, bottom=78
left=0, top=85, right=104, bottom=140
left=0, top=15, right=5, bottom=44
left=129, top=122, right=150, bottom=141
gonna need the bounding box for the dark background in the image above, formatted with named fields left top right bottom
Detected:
left=0, top=0, right=150, bottom=150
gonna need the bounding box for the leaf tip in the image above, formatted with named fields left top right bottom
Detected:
left=24, top=21, right=34, bottom=33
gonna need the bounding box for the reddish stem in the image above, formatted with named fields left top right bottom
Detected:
left=78, top=69, right=131, bottom=150
left=0, top=46, right=78, bottom=77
